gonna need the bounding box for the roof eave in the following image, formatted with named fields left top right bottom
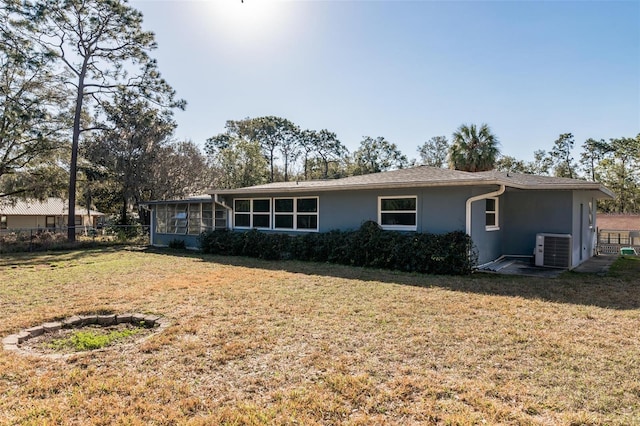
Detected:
left=208, top=180, right=614, bottom=198
left=500, top=181, right=615, bottom=199
left=207, top=179, right=502, bottom=195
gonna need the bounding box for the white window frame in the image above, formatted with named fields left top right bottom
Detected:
left=378, top=196, right=417, bottom=231
left=233, top=198, right=271, bottom=230
left=273, top=197, right=319, bottom=232
left=485, top=197, right=499, bottom=231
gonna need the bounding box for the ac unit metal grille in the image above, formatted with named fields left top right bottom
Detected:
left=542, top=236, right=571, bottom=268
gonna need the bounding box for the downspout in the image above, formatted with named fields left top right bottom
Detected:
left=465, top=184, right=506, bottom=239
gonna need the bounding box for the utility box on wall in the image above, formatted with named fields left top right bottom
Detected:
left=535, top=233, right=572, bottom=268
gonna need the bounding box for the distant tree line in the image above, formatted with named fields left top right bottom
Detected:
left=1, top=0, right=638, bottom=231
left=207, top=119, right=639, bottom=214
left=494, top=133, right=640, bottom=213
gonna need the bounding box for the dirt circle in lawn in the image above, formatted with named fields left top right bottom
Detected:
left=2, top=313, right=169, bottom=359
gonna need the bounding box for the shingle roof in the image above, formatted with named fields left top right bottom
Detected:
left=0, top=198, right=105, bottom=216
left=140, top=195, right=212, bottom=206
left=208, top=166, right=614, bottom=198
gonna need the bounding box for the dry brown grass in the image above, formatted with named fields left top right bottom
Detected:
left=1, top=248, right=639, bottom=425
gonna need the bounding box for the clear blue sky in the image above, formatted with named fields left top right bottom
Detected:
left=132, top=0, right=640, bottom=162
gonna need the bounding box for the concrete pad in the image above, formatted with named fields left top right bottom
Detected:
left=572, top=255, right=617, bottom=274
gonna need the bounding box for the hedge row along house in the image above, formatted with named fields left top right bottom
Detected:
left=143, top=166, right=613, bottom=269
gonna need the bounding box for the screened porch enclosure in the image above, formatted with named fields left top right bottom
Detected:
left=154, top=200, right=228, bottom=236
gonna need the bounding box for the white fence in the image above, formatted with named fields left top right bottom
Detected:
left=0, top=225, right=149, bottom=252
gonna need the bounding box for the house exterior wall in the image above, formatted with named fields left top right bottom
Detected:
left=501, top=190, right=574, bottom=261
left=147, top=186, right=601, bottom=269
left=150, top=187, right=512, bottom=265
left=5, top=215, right=49, bottom=229
left=470, top=196, right=502, bottom=265
left=319, top=187, right=473, bottom=233
left=152, top=231, right=202, bottom=249
left=1, top=215, right=94, bottom=232
left=224, top=187, right=479, bottom=234
left=572, top=192, right=597, bottom=266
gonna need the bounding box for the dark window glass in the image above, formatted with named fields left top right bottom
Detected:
left=235, top=214, right=250, bottom=227
left=486, top=213, right=496, bottom=227
left=253, top=214, right=270, bottom=228
left=235, top=200, right=250, bottom=212
left=381, top=198, right=416, bottom=211
left=381, top=212, right=416, bottom=226
left=297, top=198, right=318, bottom=213
left=297, top=215, right=318, bottom=229
left=275, top=199, right=294, bottom=212
left=274, top=215, right=294, bottom=229
left=253, top=199, right=270, bottom=212
left=486, top=198, right=496, bottom=211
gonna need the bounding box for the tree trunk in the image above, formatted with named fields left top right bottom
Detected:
left=121, top=197, right=128, bottom=226
left=67, top=65, right=87, bottom=242
left=284, top=156, right=289, bottom=182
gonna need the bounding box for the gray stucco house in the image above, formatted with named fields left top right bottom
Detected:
left=144, top=166, right=613, bottom=269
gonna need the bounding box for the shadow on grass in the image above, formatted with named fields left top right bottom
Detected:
left=147, top=247, right=640, bottom=311
left=2, top=246, right=638, bottom=310
left=0, top=245, right=145, bottom=268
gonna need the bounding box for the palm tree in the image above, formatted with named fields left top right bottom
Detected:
left=448, top=123, right=500, bottom=172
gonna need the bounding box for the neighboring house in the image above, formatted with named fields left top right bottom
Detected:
left=0, top=198, right=105, bottom=234
left=144, top=166, right=613, bottom=269
left=596, top=214, right=640, bottom=248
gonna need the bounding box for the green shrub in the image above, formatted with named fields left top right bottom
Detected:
left=200, top=222, right=475, bottom=275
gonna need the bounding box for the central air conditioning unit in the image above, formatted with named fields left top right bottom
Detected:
left=535, top=233, right=572, bottom=268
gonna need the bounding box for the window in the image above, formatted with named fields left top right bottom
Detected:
left=234, top=199, right=271, bottom=229
left=188, top=203, right=202, bottom=234
left=214, top=208, right=227, bottom=229
left=0, top=215, right=6, bottom=230
left=234, top=199, right=250, bottom=227
left=252, top=199, right=271, bottom=228
left=274, top=197, right=318, bottom=231
left=155, top=202, right=216, bottom=235
left=485, top=198, right=499, bottom=230
left=156, top=205, right=167, bottom=233
left=46, top=216, right=56, bottom=229
left=171, top=204, right=188, bottom=233
left=378, top=196, right=417, bottom=230
left=202, top=203, right=214, bottom=230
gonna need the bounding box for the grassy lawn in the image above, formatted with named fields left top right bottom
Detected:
left=1, top=248, right=639, bottom=425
